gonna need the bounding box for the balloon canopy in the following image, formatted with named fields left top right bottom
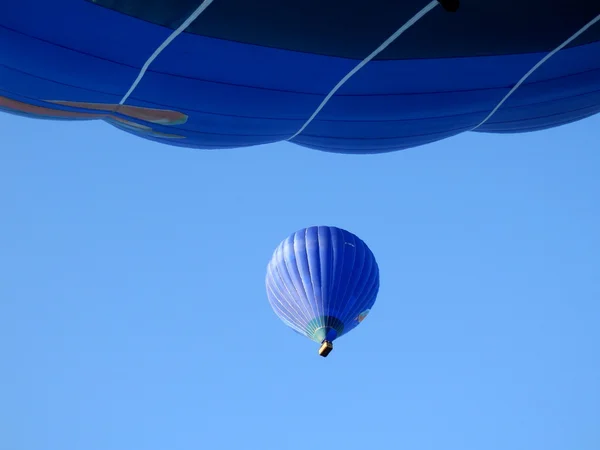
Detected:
left=266, top=226, right=379, bottom=356
left=1, top=0, right=599, bottom=153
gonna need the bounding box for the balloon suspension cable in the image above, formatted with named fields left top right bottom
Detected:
left=319, top=341, right=334, bottom=358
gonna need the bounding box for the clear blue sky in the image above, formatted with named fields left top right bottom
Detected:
left=1, top=113, right=599, bottom=450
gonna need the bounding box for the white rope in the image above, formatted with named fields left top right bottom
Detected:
left=472, top=13, right=600, bottom=130
left=119, top=0, right=216, bottom=105
left=287, top=0, right=440, bottom=141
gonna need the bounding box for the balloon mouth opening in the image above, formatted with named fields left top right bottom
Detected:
left=314, top=326, right=338, bottom=343
left=306, top=315, right=345, bottom=343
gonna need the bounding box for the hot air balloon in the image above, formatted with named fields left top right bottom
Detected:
left=1, top=0, right=599, bottom=153
left=266, top=226, right=379, bottom=357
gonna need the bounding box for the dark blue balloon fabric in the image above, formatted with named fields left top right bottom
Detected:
left=1, top=0, right=599, bottom=153
left=266, top=227, right=379, bottom=344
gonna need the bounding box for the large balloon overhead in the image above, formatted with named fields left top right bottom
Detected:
left=266, top=226, right=379, bottom=357
left=1, top=0, right=599, bottom=153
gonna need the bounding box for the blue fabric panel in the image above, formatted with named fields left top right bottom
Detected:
left=1, top=0, right=169, bottom=68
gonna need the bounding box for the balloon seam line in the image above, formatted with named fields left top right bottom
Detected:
left=276, top=243, right=314, bottom=328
